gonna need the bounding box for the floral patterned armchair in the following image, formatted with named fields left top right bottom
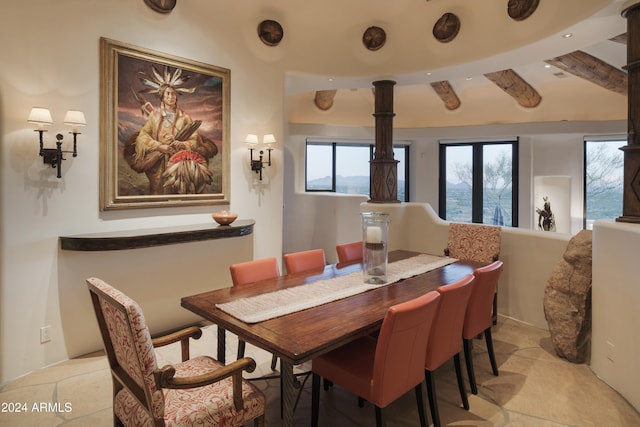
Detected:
left=87, top=277, right=266, bottom=427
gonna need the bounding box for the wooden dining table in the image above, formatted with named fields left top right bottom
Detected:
left=181, top=250, right=482, bottom=427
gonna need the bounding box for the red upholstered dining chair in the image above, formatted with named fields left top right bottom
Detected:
left=463, top=260, right=504, bottom=394
left=444, top=222, right=502, bottom=324
left=336, top=241, right=363, bottom=264
left=230, top=257, right=280, bottom=369
left=283, top=248, right=326, bottom=274
left=424, top=274, right=475, bottom=427
left=87, top=277, right=266, bottom=427
left=311, top=291, right=441, bottom=427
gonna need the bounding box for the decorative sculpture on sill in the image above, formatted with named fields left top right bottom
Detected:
left=28, top=108, right=86, bottom=178
left=245, top=134, right=274, bottom=181
left=536, top=196, right=556, bottom=232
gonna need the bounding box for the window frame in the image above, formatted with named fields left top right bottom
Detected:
left=582, top=137, right=626, bottom=229
left=438, top=139, right=519, bottom=226
left=305, top=140, right=410, bottom=202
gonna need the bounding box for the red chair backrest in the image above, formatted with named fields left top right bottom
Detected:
left=284, top=249, right=326, bottom=274
left=463, top=260, right=503, bottom=339
left=230, top=257, right=280, bottom=286
left=372, top=291, right=441, bottom=407
left=336, top=241, right=363, bottom=264
left=425, top=274, right=475, bottom=371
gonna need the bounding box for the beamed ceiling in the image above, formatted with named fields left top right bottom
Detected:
left=240, top=0, right=630, bottom=128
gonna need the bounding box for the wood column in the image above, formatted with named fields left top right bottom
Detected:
left=370, top=80, right=400, bottom=203
left=617, top=0, right=640, bottom=223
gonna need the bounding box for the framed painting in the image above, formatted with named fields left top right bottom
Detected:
left=99, top=37, right=230, bottom=210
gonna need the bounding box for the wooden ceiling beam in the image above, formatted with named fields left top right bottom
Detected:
left=314, top=90, right=337, bottom=110
left=484, top=69, right=542, bottom=108
left=430, top=81, right=461, bottom=110
left=610, top=33, right=627, bottom=44
left=545, top=50, right=628, bottom=96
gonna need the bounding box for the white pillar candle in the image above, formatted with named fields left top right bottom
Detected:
left=366, top=226, right=382, bottom=243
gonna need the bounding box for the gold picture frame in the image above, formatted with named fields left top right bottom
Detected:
left=99, top=37, right=230, bottom=210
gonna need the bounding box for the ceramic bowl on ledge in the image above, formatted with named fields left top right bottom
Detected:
left=212, top=210, right=238, bottom=226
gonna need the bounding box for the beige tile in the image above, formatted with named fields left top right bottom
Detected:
left=56, top=369, right=112, bottom=419
left=0, top=383, right=62, bottom=426
left=1, top=353, right=107, bottom=392
left=2, top=319, right=640, bottom=426
left=496, top=354, right=640, bottom=426
left=61, top=408, right=113, bottom=427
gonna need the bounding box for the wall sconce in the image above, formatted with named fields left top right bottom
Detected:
left=27, top=107, right=86, bottom=178
left=246, top=134, right=275, bottom=181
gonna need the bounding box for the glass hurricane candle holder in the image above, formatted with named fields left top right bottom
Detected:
left=361, top=212, right=390, bottom=284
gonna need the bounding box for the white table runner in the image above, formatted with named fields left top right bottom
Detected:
left=216, top=254, right=457, bottom=323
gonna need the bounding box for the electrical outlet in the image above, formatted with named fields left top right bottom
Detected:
left=40, top=325, right=51, bottom=344
left=606, top=341, right=615, bottom=362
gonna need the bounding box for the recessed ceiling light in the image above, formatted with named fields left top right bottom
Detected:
left=562, top=33, right=573, bottom=38
left=328, top=77, right=334, bottom=82
left=544, top=64, right=551, bottom=68
left=466, top=77, right=473, bottom=80
left=426, top=72, right=432, bottom=76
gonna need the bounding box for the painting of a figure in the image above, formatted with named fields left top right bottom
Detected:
left=100, top=37, right=229, bottom=210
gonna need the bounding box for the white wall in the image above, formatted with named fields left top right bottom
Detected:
left=284, top=121, right=626, bottom=327
left=286, top=121, right=625, bottom=248
left=592, top=220, right=640, bottom=411
left=0, top=0, right=284, bottom=383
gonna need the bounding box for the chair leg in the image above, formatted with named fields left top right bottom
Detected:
left=454, top=353, right=469, bottom=410
left=358, top=396, right=365, bottom=408
left=485, top=328, right=499, bottom=376
left=425, top=370, right=441, bottom=427
left=415, top=383, right=428, bottom=427
left=492, top=292, right=498, bottom=325
left=374, top=406, right=387, bottom=427
left=237, top=339, right=246, bottom=360
left=254, top=414, right=265, bottom=427
left=311, top=373, right=321, bottom=427
left=271, top=354, right=278, bottom=370
left=464, top=338, right=478, bottom=395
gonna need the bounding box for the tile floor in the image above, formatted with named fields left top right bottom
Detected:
left=1, top=316, right=639, bottom=426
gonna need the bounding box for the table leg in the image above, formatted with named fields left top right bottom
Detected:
left=217, top=326, right=226, bottom=364
left=281, top=360, right=295, bottom=427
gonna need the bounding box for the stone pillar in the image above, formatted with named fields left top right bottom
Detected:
left=370, top=80, right=400, bottom=203
left=617, top=1, right=640, bottom=223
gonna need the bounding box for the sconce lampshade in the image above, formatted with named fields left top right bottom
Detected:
left=245, top=134, right=259, bottom=145
left=263, top=134, right=276, bottom=145
left=64, top=110, right=86, bottom=133
left=27, top=107, right=53, bottom=126
left=63, top=110, right=86, bottom=127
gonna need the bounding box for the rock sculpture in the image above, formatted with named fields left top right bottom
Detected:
left=543, top=230, right=592, bottom=363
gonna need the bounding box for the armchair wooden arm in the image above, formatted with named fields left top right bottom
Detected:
left=154, top=357, right=257, bottom=411
left=152, top=325, right=203, bottom=362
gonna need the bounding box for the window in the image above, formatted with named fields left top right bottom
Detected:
left=439, top=140, right=518, bottom=226
left=583, top=138, right=625, bottom=229
left=305, top=141, right=409, bottom=202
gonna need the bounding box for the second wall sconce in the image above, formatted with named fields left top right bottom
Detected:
left=27, top=107, right=86, bottom=178
left=246, top=134, right=275, bottom=181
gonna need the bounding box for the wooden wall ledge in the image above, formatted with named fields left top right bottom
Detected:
left=60, top=220, right=254, bottom=251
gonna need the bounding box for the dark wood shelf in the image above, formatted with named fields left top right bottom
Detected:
left=60, top=220, right=254, bottom=251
